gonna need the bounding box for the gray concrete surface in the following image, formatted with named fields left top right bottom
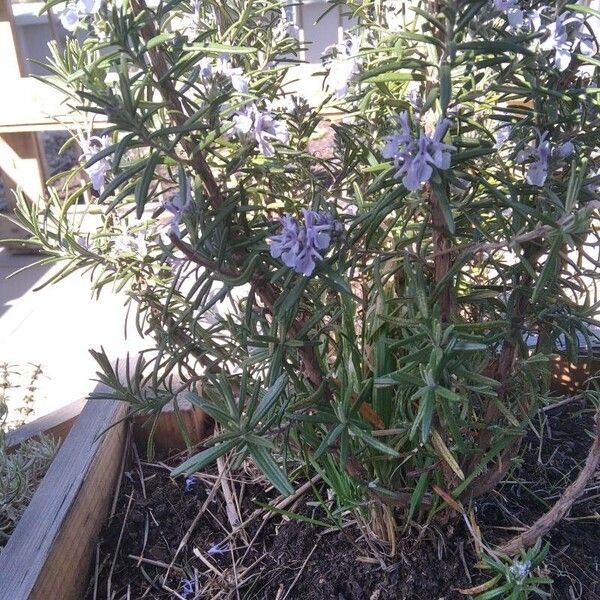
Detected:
left=0, top=247, right=144, bottom=421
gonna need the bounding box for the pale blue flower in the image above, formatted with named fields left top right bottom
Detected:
left=517, top=130, right=551, bottom=186
left=509, top=559, right=531, bottom=580
left=60, top=0, right=100, bottom=31
left=540, top=14, right=572, bottom=71
left=80, top=135, right=111, bottom=191
left=270, top=210, right=337, bottom=276
left=113, top=226, right=147, bottom=257
left=517, top=130, right=574, bottom=186
left=198, top=57, right=213, bottom=80
left=383, top=115, right=455, bottom=191
left=163, top=186, right=192, bottom=238
left=230, top=103, right=289, bottom=157
left=184, top=476, right=199, bottom=492
left=217, top=55, right=249, bottom=93
left=586, top=167, right=600, bottom=194
left=557, top=140, right=574, bottom=159
left=207, top=542, right=229, bottom=555
left=181, top=578, right=197, bottom=599
left=60, top=5, right=80, bottom=30
left=494, top=0, right=524, bottom=29
left=571, top=12, right=596, bottom=56
left=494, top=124, right=512, bottom=149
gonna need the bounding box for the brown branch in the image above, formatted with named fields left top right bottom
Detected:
left=430, top=187, right=455, bottom=322
left=130, top=0, right=224, bottom=209
left=497, top=409, right=600, bottom=555
left=169, top=234, right=238, bottom=277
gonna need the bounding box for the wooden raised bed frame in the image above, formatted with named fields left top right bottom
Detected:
left=0, top=367, right=209, bottom=600
left=0, top=355, right=595, bottom=599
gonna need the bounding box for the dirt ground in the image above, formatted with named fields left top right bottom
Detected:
left=84, top=399, right=599, bottom=600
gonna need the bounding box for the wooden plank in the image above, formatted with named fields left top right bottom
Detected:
left=6, top=396, right=211, bottom=453
left=5, top=398, right=86, bottom=450
left=0, top=0, right=25, bottom=79
left=0, top=389, right=128, bottom=600
left=0, top=77, right=108, bottom=133
left=0, top=0, right=47, bottom=238
left=133, top=400, right=211, bottom=453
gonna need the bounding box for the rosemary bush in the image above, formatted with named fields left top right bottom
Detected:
left=10, top=0, right=600, bottom=545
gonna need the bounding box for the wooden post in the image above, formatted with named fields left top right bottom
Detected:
left=0, top=0, right=46, bottom=243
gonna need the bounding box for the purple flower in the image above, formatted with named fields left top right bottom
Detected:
left=383, top=114, right=455, bottom=191
left=517, top=130, right=551, bottom=186
left=216, top=55, right=249, bottom=93
left=60, top=0, right=101, bottom=31
left=571, top=12, right=596, bottom=57
left=230, top=103, right=289, bottom=157
left=181, top=578, right=197, bottom=599
left=494, top=0, right=524, bottom=30
left=557, top=140, right=574, bottom=159
left=516, top=130, right=574, bottom=187
left=538, top=10, right=596, bottom=72
left=494, top=124, right=512, bottom=149
left=162, top=186, right=192, bottom=239
left=80, top=135, right=111, bottom=191
left=269, top=210, right=337, bottom=276
left=586, top=167, right=600, bottom=194
left=207, top=542, right=229, bottom=555
left=60, top=5, right=80, bottom=30
left=184, top=476, right=199, bottom=492
left=540, top=13, right=572, bottom=71
left=198, top=57, right=213, bottom=80
left=112, top=226, right=147, bottom=257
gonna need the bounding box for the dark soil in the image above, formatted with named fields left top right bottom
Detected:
left=85, top=403, right=600, bottom=600
left=476, top=401, right=600, bottom=599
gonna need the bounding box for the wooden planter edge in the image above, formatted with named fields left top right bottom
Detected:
left=0, top=365, right=210, bottom=600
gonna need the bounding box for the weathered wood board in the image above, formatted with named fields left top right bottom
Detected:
left=0, top=393, right=128, bottom=600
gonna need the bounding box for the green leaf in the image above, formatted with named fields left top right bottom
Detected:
left=248, top=373, right=288, bottom=428
left=250, top=446, right=294, bottom=496
left=439, top=64, right=452, bottom=114
left=170, top=439, right=237, bottom=477
left=531, top=235, right=561, bottom=303
left=407, top=469, right=430, bottom=522
left=146, top=33, right=176, bottom=50
left=184, top=43, right=256, bottom=54
left=314, top=423, right=345, bottom=460
left=135, top=153, right=161, bottom=219
left=349, top=425, right=400, bottom=457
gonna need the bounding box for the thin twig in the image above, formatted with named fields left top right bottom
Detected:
left=498, top=409, right=600, bottom=555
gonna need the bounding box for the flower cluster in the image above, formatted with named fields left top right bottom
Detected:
left=112, top=225, right=147, bottom=258
left=269, top=210, right=337, bottom=276
left=80, top=135, right=111, bottom=192
left=323, top=35, right=361, bottom=98
left=230, top=103, right=289, bottom=157
left=195, top=54, right=250, bottom=92
left=540, top=11, right=596, bottom=72
left=383, top=112, right=456, bottom=191
left=60, top=0, right=101, bottom=31
left=494, top=0, right=524, bottom=30
left=516, top=130, right=574, bottom=187
left=509, top=559, right=532, bottom=580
